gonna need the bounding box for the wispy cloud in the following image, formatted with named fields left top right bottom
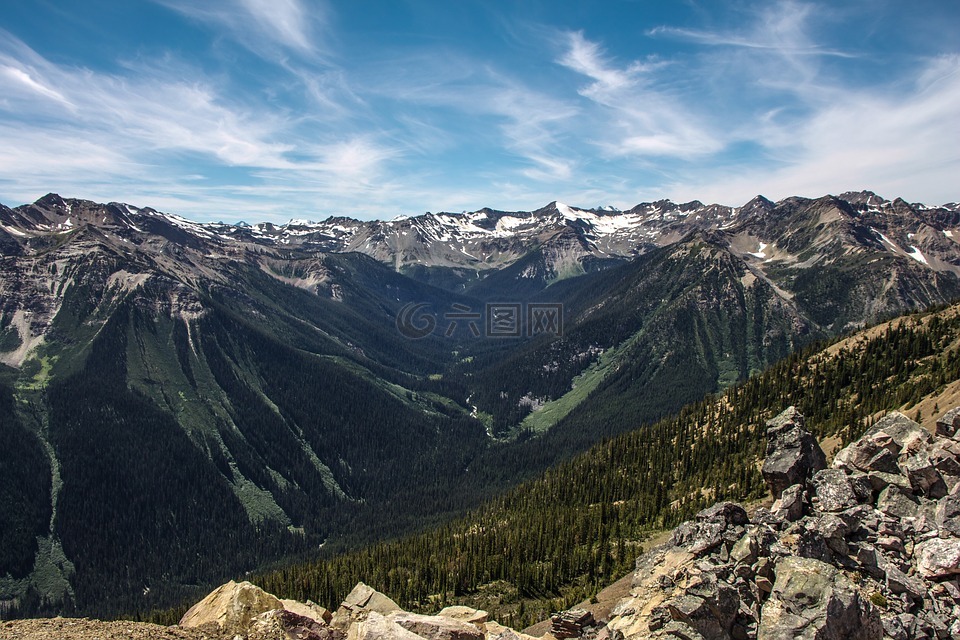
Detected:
left=153, top=0, right=326, bottom=59
left=667, top=53, right=960, bottom=206
left=0, top=30, right=403, bottom=220
left=557, top=31, right=722, bottom=158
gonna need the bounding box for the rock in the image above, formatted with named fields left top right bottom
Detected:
left=880, top=614, right=907, bottom=640
left=875, top=485, right=919, bottom=519
left=351, top=611, right=424, bottom=640
left=853, top=544, right=885, bottom=580
left=936, top=493, right=960, bottom=536
left=864, top=471, right=911, bottom=494
left=879, top=561, right=925, bottom=602
left=762, top=408, right=827, bottom=497
left=771, top=484, right=805, bottom=522
left=672, top=502, right=749, bottom=556
left=249, top=609, right=343, bottom=640
left=179, top=580, right=284, bottom=635
left=915, top=538, right=960, bottom=579
left=549, top=609, right=595, bottom=639
left=282, top=599, right=333, bottom=625
left=899, top=451, right=948, bottom=498
left=730, top=533, right=759, bottom=565
left=482, top=621, right=541, bottom=640
left=332, top=582, right=402, bottom=630
left=833, top=433, right=899, bottom=475
left=864, top=412, right=931, bottom=450
left=935, top=407, right=960, bottom=438
left=845, top=474, right=873, bottom=504
left=757, top=557, right=881, bottom=640
left=387, top=612, right=484, bottom=640
left=813, top=514, right=851, bottom=556
left=811, top=469, right=859, bottom=512
left=437, top=606, right=489, bottom=626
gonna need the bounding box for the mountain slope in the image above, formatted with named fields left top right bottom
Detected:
left=251, top=302, right=960, bottom=630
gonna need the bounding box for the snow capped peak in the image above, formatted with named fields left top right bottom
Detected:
left=555, top=202, right=580, bottom=221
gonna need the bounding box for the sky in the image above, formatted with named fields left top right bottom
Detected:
left=0, top=1, right=958, bottom=223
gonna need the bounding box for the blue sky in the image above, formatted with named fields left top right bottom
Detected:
left=0, top=1, right=958, bottom=222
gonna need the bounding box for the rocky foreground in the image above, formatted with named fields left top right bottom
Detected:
left=605, top=407, right=960, bottom=640
left=4, top=407, right=960, bottom=640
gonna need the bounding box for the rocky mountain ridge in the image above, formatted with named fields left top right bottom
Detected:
left=3, top=191, right=959, bottom=284
left=604, top=406, right=960, bottom=640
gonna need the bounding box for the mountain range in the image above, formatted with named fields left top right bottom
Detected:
left=1, top=190, right=959, bottom=617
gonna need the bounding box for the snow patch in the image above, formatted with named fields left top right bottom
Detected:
left=906, top=246, right=928, bottom=265
left=748, top=242, right=768, bottom=259
left=1, top=224, right=27, bottom=237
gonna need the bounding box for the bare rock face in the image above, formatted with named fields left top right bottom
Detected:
left=761, top=408, right=827, bottom=498
left=179, top=579, right=284, bottom=635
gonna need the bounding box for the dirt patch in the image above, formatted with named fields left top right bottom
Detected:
left=0, top=618, right=226, bottom=640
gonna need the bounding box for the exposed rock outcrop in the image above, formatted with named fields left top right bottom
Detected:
left=605, top=407, right=960, bottom=640
left=179, top=580, right=284, bottom=636
left=761, top=407, right=827, bottom=497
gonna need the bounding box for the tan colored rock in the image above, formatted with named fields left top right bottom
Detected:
left=388, top=611, right=484, bottom=640
left=438, top=605, right=489, bottom=625
left=349, top=611, right=423, bottom=640
left=179, top=579, right=284, bottom=635
left=332, top=582, right=402, bottom=629
left=282, top=598, right=333, bottom=625
left=482, top=620, right=541, bottom=640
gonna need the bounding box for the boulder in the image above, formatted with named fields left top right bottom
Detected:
left=350, top=611, right=424, bottom=640
left=332, top=582, right=402, bottom=630
left=899, top=451, right=948, bottom=498
left=282, top=599, right=333, bottom=625
left=179, top=580, right=284, bottom=635
left=672, top=502, right=748, bottom=556
left=811, top=469, right=859, bottom=512
left=875, top=485, right=919, bottom=519
left=833, top=433, right=899, bottom=475
left=936, top=492, right=960, bottom=536
left=387, top=612, right=485, bottom=640
left=437, top=606, right=488, bottom=626
left=249, top=609, right=343, bottom=640
left=730, top=532, right=759, bottom=565
left=762, top=408, right=827, bottom=497
left=863, top=412, right=931, bottom=450
left=914, top=538, right=960, bottom=579
left=935, top=406, right=960, bottom=438
left=770, top=484, right=805, bottom=522
left=757, top=557, right=881, bottom=640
